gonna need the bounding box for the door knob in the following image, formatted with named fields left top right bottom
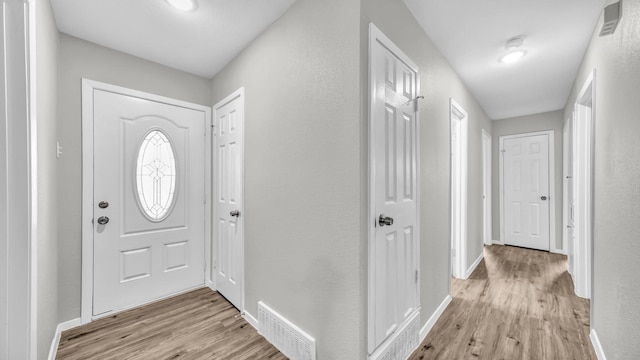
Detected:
left=541, top=196, right=548, bottom=201
left=378, top=214, right=394, bottom=227
left=230, top=210, right=240, bottom=217
left=98, top=201, right=109, bottom=209
left=97, top=216, right=109, bottom=225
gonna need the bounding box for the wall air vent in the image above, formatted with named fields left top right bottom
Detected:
left=258, top=301, right=316, bottom=360
left=599, top=1, right=621, bottom=36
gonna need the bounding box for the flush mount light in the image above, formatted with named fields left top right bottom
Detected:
left=499, top=50, right=527, bottom=64
left=166, top=0, right=197, bottom=12
left=499, top=36, right=527, bottom=64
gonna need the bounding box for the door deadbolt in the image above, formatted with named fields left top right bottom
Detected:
left=541, top=196, right=548, bottom=201
left=230, top=210, right=240, bottom=217
left=378, top=214, right=394, bottom=227
left=97, top=216, right=110, bottom=225
left=98, top=201, right=109, bottom=209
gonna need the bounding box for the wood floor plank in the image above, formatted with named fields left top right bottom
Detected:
left=409, top=245, right=596, bottom=360
left=56, top=288, right=287, bottom=360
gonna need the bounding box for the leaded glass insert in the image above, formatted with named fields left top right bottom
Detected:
left=135, top=130, right=177, bottom=221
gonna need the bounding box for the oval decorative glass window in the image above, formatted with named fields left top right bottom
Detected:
left=135, top=129, right=177, bottom=221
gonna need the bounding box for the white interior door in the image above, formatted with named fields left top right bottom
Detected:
left=451, top=116, right=461, bottom=276
left=92, top=89, right=206, bottom=317
left=502, top=134, right=550, bottom=251
left=213, top=89, right=244, bottom=311
left=369, top=25, right=420, bottom=356
left=572, top=74, right=594, bottom=299
left=564, top=118, right=575, bottom=276
left=450, top=100, right=468, bottom=279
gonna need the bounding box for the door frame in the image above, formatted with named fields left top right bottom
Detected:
left=450, top=98, right=468, bottom=279
left=482, top=129, right=492, bottom=246
left=211, top=87, right=246, bottom=312
left=368, top=23, right=421, bottom=356
left=81, top=79, right=212, bottom=324
left=498, top=130, right=556, bottom=250
left=572, top=69, right=595, bottom=300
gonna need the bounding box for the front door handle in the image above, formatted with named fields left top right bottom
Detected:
left=230, top=210, right=240, bottom=217
left=541, top=196, right=548, bottom=201
left=378, top=214, right=394, bottom=227
left=97, top=216, right=109, bottom=225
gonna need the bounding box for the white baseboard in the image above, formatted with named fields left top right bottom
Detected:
left=491, top=239, right=504, bottom=245
left=48, top=318, right=82, bottom=360
left=464, top=252, right=484, bottom=279
left=590, top=329, right=607, bottom=360
left=243, top=310, right=259, bottom=330
left=420, top=295, right=452, bottom=342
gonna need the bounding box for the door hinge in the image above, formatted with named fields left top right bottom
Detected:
left=415, top=270, right=419, bottom=283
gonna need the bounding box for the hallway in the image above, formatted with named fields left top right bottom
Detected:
left=409, top=245, right=595, bottom=359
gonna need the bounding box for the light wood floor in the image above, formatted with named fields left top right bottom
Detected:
left=56, top=288, right=287, bottom=360
left=409, top=245, right=595, bottom=360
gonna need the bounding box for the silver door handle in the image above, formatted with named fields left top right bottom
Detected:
left=378, top=214, right=394, bottom=227
left=230, top=210, right=240, bottom=217
left=97, top=216, right=109, bottom=225
left=541, top=196, right=548, bottom=201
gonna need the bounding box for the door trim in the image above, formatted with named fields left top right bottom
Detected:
left=450, top=98, right=468, bottom=279
left=368, top=23, right=421, bottom=356
left=211, top=87, right=245, bottom=312
left=81, top=79, right=212, bottom=324
left=482, top=129, right=492, bottom=246
left=498, top=130, right=556, bottom=251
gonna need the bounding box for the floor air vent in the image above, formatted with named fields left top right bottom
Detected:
left=258, top=301, right=316, bottom=360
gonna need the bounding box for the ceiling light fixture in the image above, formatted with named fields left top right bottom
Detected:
left=166, top=0, right=197, bottom=12
left=500, top=50, right=527, bottom=64
left=499, top=36, right=527, bottom=64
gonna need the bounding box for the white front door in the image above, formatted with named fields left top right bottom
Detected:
left=369, top=25, right=420, bottom=356
left=503, top=134, right=551, bottom=251
left=213, top=89, right=244, bottom=311
left=92, top=88, right=207, bottom=317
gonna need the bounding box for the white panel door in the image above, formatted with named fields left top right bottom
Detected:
left=92, top=90, right=206, bottom=316
left=213, top=90, right=244, bottom=311
left=503, top=134, right=550, bottom=251
left=369, top=30, right=420, bottom=354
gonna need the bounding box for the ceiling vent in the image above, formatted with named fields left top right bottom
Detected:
left=599, top=1, right=621, bottom=36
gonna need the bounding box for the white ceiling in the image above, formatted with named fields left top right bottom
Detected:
left=403, top=0, right=606, bottom=119
left=50, top=0, right=297, bottom=79
left=51, top=0, right=606, bottom=120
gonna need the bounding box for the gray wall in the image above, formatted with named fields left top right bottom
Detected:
left=35, top=0, right=59, bottom=358
left=361, top=0, right=492, bottom=337
left=210, top=0, right=363, bottom=358
left=563, top=1, right=640, bottom=358
left=491, top=111, right=565, bottom=251
left=57, top=34, right=212, bottom=321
